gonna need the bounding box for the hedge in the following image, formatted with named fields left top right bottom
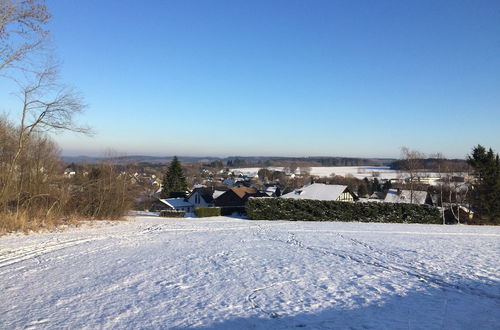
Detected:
left=195, top=207, right=221, bottom=217
left=220, top=206, right=246, bottom=216
left=246, top=198, right=441, bottom=224
left=160, top=210, right=185, bottom=218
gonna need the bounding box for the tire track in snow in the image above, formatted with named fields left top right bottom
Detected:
left=255, top=226, right=500, bottom=303
left=0, top=238, right=102, bottom=270
left=334, top=233, right=500, bottom=299
left=247, top=279, right=301, bottom=319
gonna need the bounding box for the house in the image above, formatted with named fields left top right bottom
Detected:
left=63, top=168, right=76, bottom=178
left=369, top=191, right=385, bottom=200
left=212, top=189, right=227, bottom=199
left=223, top=178, right=235, bottom=187
left=383, top=189, right=433, bottom=205
left=264, top=185, right=281, bottom=197
left=281, top=183, right=357, bottom=202
left=150, top=198, right=194, bottom=213
left=187, top=187, right=215, bottom=208
left=214, top=186, right=268, bottom=208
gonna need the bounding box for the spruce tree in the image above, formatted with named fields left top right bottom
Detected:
left=161, top=156, right=188, bottom=198
left=467, top=145, right=500, bottom=223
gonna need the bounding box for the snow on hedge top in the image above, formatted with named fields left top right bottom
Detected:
left=281, top=183, right=348, bottom=201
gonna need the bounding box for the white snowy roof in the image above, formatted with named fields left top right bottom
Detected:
left=281, top=183, right=349, bottom=201
left=383, top=189, right=428, bottom=205
left=266, top=186, right=278, bottom=193
left=159, top=198, right=193, bottom=209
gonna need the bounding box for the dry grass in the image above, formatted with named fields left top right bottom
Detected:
left=0, top=211, right=82, bottom=236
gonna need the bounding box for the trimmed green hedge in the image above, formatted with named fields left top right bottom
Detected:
left=246, top=198, right=441, bottom=224
left=195, top=207, right=221, bottom=217
left=220, top=206, right=246, bottom=216
left=160, top=210, right=185, bottom=218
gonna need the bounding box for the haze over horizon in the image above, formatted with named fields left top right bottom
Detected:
left=1, top=0, right=499, bottom=159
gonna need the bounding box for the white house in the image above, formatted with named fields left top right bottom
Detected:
left=281, top=183, right=356, bottom=202
left=187, top=188, right=215, bottom=208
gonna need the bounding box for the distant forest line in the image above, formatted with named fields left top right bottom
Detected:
left=62, top=155, right=468, bottom=171
left=62, top=155, right=396, bottom=167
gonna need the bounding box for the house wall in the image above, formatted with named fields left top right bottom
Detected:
left=187, top=192, right=212, bottom=207
left=336, top=191, right=354, bottom=202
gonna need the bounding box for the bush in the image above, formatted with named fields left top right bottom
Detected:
left=160, top=210, right=186, bottom=218
left=246, top=198, right=441, bottom=224
left=220, top=206, right=246, bottom=216
left=195, top=207, right=221, bottom=217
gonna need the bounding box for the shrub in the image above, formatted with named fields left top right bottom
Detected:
left=220, top=206, right=246, bottom=216
left=160, top=210, right=186, bottom=218
left=195, top=207, right=221, bottom=217
left=246, top=198, right=441, bottom=224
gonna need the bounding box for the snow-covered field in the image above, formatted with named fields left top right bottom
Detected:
left=232, top=166, right=405, bottom=180
left=1, top=215, right=499, bottom=329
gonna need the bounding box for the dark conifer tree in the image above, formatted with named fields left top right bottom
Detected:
left=363, top=177, right=373, bottom=195
left=358, top=181, right=369, bottom=197
left=467, top=145, right=500, bottom=223
left=161, top=156, right=188, bottom=198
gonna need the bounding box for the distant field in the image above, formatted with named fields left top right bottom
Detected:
left=232, top=166, right=404, bottom=179
left=1, top=216, right=498, bottom=329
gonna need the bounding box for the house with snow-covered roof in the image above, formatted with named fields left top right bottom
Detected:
left=150, top=198, right=194, bottom=213
left=383, top=189, right=433, bottom=205
left=281, top=183, right=356, bottom=202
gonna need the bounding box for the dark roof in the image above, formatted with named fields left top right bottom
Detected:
left=189, top=187, right=215, bottom=203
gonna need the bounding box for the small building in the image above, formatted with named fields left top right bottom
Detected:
left=281, top=183, right=357, bottom=202
left=215, top=186, right=268, bottom=208
left=187, top=187, right=215, bottom=208
left=150, top=198, right=194, bottom=213
left=383, top=189, right=433, bottom=205
left=264, top=185, right=281, bottom=197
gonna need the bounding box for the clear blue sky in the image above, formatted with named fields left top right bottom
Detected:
left=2, top=0, right=500, bottom=158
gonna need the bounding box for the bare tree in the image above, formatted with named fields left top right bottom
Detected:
left=0, top=64, right=90, bottom=203
left=400, top=147, right=425, bottom=203
left=432, top=152, right=446, bottom=224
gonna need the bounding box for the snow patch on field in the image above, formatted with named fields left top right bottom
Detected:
left=232, top=166, right=406, bottom=179
left=1, top=216, right=499, bottom=329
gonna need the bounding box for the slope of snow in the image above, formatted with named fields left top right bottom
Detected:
left=1, top=216, right=499, bottom=329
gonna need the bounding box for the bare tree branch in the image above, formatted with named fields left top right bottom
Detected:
left=0, top=0, right=51, bottom=74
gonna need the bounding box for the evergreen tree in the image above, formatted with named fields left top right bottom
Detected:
left=161, top=156, right=188, bottom=198
left=467, top=145, right=500, bottom=223
left=382, top=180, right=392, bottom=192
left=357, top=182, right=369, bottom=197
left=363, top=177, right=373, bottom=195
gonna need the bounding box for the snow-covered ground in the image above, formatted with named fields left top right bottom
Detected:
left=1, top=215, right=499, bottom=329
left=232, top=166, right=407, bottom=180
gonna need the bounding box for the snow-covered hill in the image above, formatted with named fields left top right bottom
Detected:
left=1, top=215, right=499, bottom=329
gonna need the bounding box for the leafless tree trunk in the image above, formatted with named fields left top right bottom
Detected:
left=432, top=152, right=446, bottom=224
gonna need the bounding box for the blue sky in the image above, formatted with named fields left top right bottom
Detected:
left=2, top=0, right=499, bottom=158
